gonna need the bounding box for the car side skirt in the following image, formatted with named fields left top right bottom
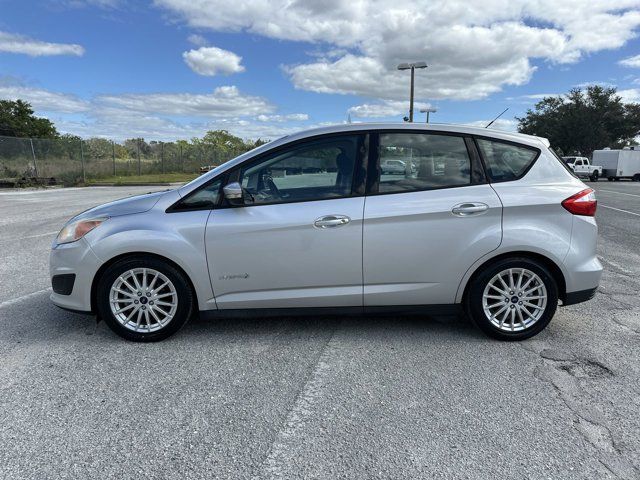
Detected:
left=199, top=304, right=463, bottom=320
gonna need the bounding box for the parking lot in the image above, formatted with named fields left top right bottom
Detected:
left=0, top=182, right=639, bottom=479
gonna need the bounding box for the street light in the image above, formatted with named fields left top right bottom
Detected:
left=420, top=107, right=437, bottom=123
left=397, top=61, right=427, bottom=122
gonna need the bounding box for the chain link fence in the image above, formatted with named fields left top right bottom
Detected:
left=0, top=135, right=247, bottom=185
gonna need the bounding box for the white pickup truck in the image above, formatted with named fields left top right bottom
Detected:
left=561, top=156, right=603, bottom=182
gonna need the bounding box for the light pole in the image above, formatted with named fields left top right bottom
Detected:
left=397, top=61, right=427, bottom=122
left=420, top=107, right=437, bottom=123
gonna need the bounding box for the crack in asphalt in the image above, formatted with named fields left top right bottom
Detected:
left=596, top=288, right=636, bottom=310
left=527, top=346, right=638, bottom=479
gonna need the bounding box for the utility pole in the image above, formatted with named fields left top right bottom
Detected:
left=161, top=142, right=165, bottom=174
left=79, top=140, right=86, bottom=184
left=29, top=138, right=38, bottom=177
left=137, top=139, right=141, bottom=176
left=397, top=61, right=427, bottom=122
left=112, top=140, right=116, bottom=176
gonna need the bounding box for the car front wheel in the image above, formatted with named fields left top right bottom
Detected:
left=465, top=258, right=558, bottom=340
left=96, top=256, right=194, bottom=342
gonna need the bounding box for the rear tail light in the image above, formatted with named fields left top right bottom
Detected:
left=562, top=188, right=597, bottom=216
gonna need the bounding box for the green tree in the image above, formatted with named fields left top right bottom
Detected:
left=0, top=99, right=58, bottom=138
left=123, top=138, right=151, bottom=157
left=201, top=130, right=247, bottom=153
left=517, top=86, right=640, bottom=156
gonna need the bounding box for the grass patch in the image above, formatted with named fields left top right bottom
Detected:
left=87, top=172, right=200, bottom=185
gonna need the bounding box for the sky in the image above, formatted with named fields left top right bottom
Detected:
left=1, top=0, right=640, bottom=141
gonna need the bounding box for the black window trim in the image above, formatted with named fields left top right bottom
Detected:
left=472, top=134, right=542, bottom=184
left=221, top=131, right=369, bottom=209
left=168, top=130, right=370, bottom=212
left=166, top=172, right=228, bottom=213
left=167, top=128, right=543, bottom=212
left=365, top=129, right=487, bottom=197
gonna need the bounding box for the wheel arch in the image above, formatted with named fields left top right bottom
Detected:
left=90, top=252, right=200, bottom=316
left=458, top=251, right=567, bottom=305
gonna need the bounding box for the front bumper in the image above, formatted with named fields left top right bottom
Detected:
left=49, top=238, right=102, bottom=312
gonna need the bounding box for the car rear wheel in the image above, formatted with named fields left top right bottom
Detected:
left=465, top=258, right=558, bottom=341
left=590, top=171, right=599, bottom=182
left=96, top=256, right=194, bottom=342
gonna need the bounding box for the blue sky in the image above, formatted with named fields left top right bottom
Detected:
left=1, top=0, right=640, bottom=140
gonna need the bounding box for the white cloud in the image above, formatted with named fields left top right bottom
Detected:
left=155, top=0, right=640, bottom=101
left=574, top=80, right=617, bottom=88
left=62, top=0, right=120, bottom=7
left=348, top=100, right=432, bottom=118
left=0, top=31, right=84, bottom=57
left=96, top=86, right=271, bottom=116
left=183, top=46, right=245, bottom=76
left=187, top=34, right=208, bottom=46
left=0, top=85, right=89, bottom=112
left=256, top=113, right=309, bottom=122
left=55, top=113, right=308, bottom=142
left=618, top=88, right=640, bottom=103
left=619, top=54, right=640, bottom=68
left=1, top=82, right=308, bottom=140
left=464, top=118, right=518, bottom=132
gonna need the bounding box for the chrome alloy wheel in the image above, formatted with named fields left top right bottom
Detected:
left=109, top=268, right=178, bottom=333
left=482, top=268, right=548, bottom=332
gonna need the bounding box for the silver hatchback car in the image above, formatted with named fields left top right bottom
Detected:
left=50, top=123, right=602, bottom=342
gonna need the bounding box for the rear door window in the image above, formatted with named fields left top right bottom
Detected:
left=476, top=139, right=539, bottom=182
left=376, top=132, right=472, bottom=193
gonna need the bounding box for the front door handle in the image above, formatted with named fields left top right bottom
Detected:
left=314, top=215, right=350, bottom=228
left=451, top=203, right=489, bottom=216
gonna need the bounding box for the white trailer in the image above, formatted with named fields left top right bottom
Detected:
left=592, top=148, right=640, bottom=181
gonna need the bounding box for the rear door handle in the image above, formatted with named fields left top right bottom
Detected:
left=451, top=203, right=489, bottom=216
left=314, top=215, right=350, bottom=228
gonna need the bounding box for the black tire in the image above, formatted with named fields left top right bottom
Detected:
left=633, top=174, right=640, bottom=182
left=590, top=171, right=599, bottom=182
left=614, top=177, right=620, bottom=181
left=464, top=257, right=558, bottom=341
left=607, top=177, right=614, bottom=181
left=96, top=256, right=194, bottom=342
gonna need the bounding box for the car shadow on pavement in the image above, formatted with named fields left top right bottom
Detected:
left=0, top=293, right=482, bottom=346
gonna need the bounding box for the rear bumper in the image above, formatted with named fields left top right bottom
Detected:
left=563, top=287, right=598, bottom=306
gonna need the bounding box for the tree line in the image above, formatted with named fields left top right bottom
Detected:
left=0, top=99, right=268, bottom=161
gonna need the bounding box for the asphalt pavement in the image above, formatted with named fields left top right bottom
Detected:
left=0, top=183, right=639, bottom=479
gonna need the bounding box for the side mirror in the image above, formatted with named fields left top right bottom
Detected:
left=223, top=182, right=244, bottom=206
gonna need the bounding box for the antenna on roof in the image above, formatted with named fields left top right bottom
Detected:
left=347, top=113, right=352, bottom=124
left=485, top=107, right=509, bottom=128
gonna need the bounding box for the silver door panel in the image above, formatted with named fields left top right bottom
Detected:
left=363, top=184, right=502, bottom=305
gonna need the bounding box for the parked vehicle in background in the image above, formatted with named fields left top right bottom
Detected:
left=593, top=147, right=640, bottom=181
left=50, top=123, right=601, bottom=342
left=562, top=156, right=602, bottom=181
left=381, top=159, right=408, bottom=175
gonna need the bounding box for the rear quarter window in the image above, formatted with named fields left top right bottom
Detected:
left=476, top=139, right=539, bottom=182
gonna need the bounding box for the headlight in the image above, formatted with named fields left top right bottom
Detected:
left=56, top=217, right=108, bottom=244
